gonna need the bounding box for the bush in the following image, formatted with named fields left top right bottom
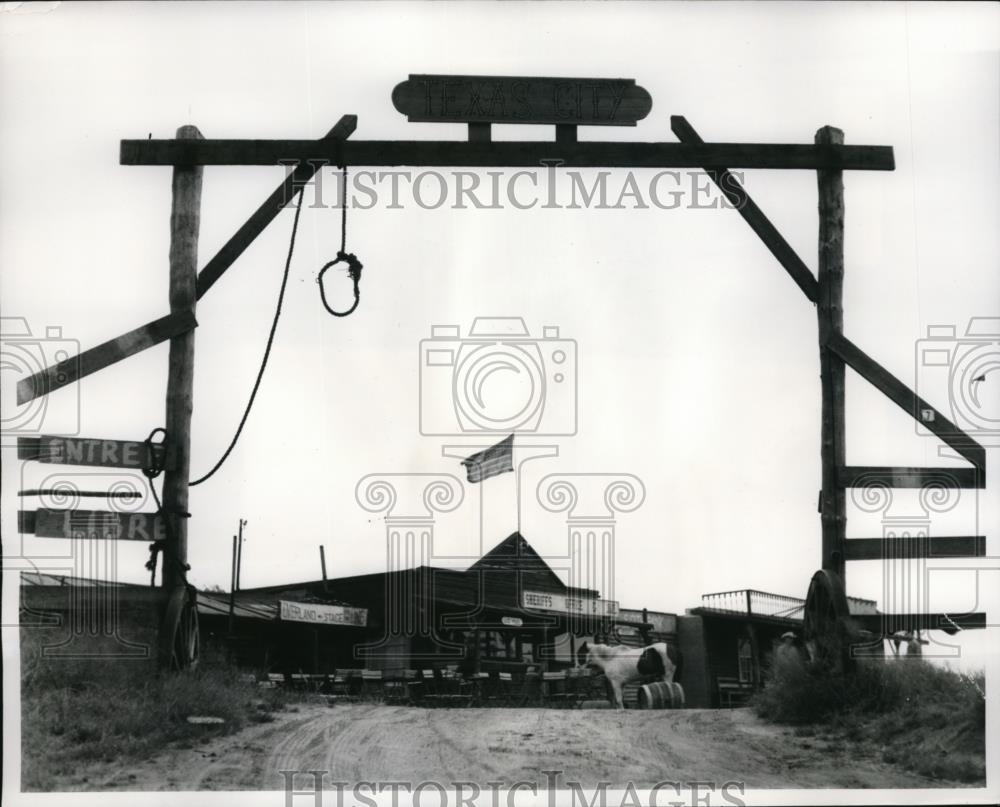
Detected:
left=751, top=651, right=986, bottom=783
left=20, top=627, right=290, bottom=790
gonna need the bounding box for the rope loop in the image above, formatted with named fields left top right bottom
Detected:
left=318, top=250, right=363, bottom=317
left=142, top=427, right=168, bottom=481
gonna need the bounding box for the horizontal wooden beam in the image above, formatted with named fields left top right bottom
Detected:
left=844, top=536, right=986, bottom=561
left=852, top=611, right=987, bottom=633
left=828, top=333, right=986, bottom=473
left=196, top=114, right=357, bottom=298
left=120, top=139, right=896, bottom=171
left=17, top=309, right=197, bottom=404
left=670, top=116, right=819, bottom=302
left=838, top=465, right=983, bottom=489
left=19, top=508, right=166, bottom=541
left=22, top=585, right=167, bottom=611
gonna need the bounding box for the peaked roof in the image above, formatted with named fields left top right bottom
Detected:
left=469, top=531, right=591, bottom=595
left=469, top=531, right=549, bottom=571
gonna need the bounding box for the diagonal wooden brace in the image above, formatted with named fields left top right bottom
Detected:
left=828, top=332, right=986, bottom=474
left=195, top=114, right=358, bottom=298
left=670, top=116, right=820, bottom=303
left=17, top=309, right=197, bottom=405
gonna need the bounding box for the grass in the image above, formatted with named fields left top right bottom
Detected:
left=19, top=626, right=296, bottom=791
left=752, top=651, right=986, bottom=784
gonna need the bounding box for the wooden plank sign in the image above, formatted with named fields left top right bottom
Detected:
left=279, top=600, right=368, bottom=627
left=17, top=309, right=197, bottom=404
left=392, top=75, right=652, bottom=126
left=19, top=508, right=167, bottom=542
left=18, top=435, right=172, bottom=471
left=522, top=590, right=619, bottom=617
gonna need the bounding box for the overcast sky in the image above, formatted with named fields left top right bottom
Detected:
left=2, top=1, right=998, bottom=668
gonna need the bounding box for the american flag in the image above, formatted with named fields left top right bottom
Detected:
left=460, top=434, right=514, bottom=483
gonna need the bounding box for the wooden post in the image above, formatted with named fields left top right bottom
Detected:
left=817, top=125, right=846, bottom=580
left=228, top=533, right=238, bottom=636
left=161, top=124, right=203, bottom=590
left=236, top=518, right=246, bottom=590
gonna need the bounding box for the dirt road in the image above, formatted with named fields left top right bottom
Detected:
left=54, top=703, right=955, bottom=791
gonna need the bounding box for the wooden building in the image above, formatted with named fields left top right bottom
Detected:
left=231, top=532, right=630, bottom=676
left=677, top=588, right=879, bottom=707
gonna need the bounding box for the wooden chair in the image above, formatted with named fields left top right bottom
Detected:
left=716, top=676, right=753, bottom=708
left=381, top=669, right=408, bottom=704
left=328, top=669, right=357, bottom=703
left=466, top=671, right=490, bottom=707
left=496, top=671, right=515, bottom=706
left=361, top=669, right=383, bottom=701
left=420, top=668, right=440, bottom=706
left=565, top=667, right=590, bottom=707
left=542, top=671, right=569, bottom=707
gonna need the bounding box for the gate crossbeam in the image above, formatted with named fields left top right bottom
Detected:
left=120, top=137, right=895, bottom=171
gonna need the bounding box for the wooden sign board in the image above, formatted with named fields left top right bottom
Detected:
left=19, top=508, right=167, bottom=542
left=279, top=599, right=368, bottom=627
left=18, top=435, right=171, bottom=471
left=392, top=75, right=652, bottom=126
left=522, top=590, right=619, bottom=617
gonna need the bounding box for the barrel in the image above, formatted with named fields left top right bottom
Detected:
left=638, top=681, right=685, bottom=709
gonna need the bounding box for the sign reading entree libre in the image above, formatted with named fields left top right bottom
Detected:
left=392, top=75, right=652, bottom=126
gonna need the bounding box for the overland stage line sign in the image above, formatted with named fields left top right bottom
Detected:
left=279, top=600, right=368, bottom=627
left=392, top=75, right=653, bottom=126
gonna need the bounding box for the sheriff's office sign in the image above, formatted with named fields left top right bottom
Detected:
left=279, top=600, right=367, bottom=627
left=522, top=590, right=618, bottom=617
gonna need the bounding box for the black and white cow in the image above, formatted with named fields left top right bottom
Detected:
left=578, top=641, right=681, bottom=709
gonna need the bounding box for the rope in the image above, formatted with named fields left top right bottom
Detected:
left=188, top=187, right=305, bottom=487
left=141, top=427, right=191, bottom=586
left=318, top=166, right=363, bottom=317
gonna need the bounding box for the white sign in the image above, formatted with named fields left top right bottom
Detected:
left=279, top=600, right=367, bottom=627
left=501, top=616, right=523, bottom=627
left=522, top=590, right=618, bottom=617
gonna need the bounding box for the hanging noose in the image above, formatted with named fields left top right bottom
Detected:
left=318, top=165, right=363, bottom=317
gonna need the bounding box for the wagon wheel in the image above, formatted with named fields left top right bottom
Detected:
left=802, top=569, right=856, bottom=675
left=159, top=585, right=200, bottom=670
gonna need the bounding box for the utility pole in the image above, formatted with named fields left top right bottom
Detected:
left=319, top=544, right=328, bottom=590
left=161, top=124, right=203, bottom=590
left=236, top=518, right=247, bottom=590
left=228, top=533, right=238, bottom=636
left=816, top=125, right=847, bottom=580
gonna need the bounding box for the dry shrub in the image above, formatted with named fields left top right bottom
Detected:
left=752, top=650, right=985, bottom=783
